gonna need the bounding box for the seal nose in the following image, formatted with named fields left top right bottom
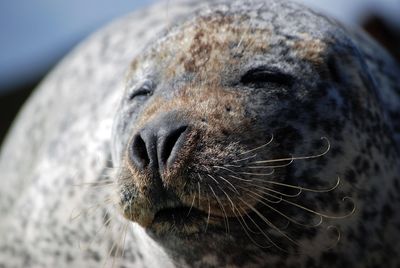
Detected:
left=129, top=114, right=188, bottom=174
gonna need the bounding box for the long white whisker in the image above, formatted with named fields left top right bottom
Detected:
left=228, top=174, right=253, bottom=182
left=205, top=195, right=211, bottom=232
left=234, top=205, right=272, bottom=248
left=243, top=182, right=302, bottom=198
left=240, top=186, right=283, bottom=203
left=240, top=197, right=299, bottom=249
left=238, top=199, right=288, bottom=251
left=209, top=185, right=230, bottom=234
left=249, top=137, right=330, bottom=165
left=231, top=154, right=258, bottom=163
left=238, top=169, right=275, bottom=176
left=186, top=192, right=197, bottom=217
left=246, top=158, right=294, bottom=169
left=258, top=190, right=356, bottom=219
left=218, top=175, right=240, bottom=194
left=251, top=176, right=341, bottom=193
left=246, top=191, right=323, bottom=228
left=238, top=134, right=274, bottom=156
left=197, top=181, right=202, bottom=208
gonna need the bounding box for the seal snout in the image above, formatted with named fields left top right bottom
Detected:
left=129, top=111, right=189, bottom=176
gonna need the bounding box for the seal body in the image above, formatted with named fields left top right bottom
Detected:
left=1, top=0, right=400, bottom=267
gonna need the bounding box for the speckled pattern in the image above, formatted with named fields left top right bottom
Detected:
left=0, top=0, right=399, bottom=267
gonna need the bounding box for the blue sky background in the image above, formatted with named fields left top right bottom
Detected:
left=0, top=0, right=399, bottom=94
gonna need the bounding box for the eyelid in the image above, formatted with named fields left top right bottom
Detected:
left=240, top=67, right=294, bottom=86
left=128, top=82, right=154, bottom=100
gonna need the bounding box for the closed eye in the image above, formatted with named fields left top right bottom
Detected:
left=128, top=82, right=154, bottom=101
left=240, top=67, right=294, bottom=87
left=129, top=89, right=152, bottom=100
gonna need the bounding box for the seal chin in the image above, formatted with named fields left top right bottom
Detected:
left=130, top=209, right=155, bottom=228
left=118, top=188, right=230, bottom=236
left=122, top=200, right=209, bottom=232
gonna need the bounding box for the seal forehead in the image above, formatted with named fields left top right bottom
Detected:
left=151, top=13, right=271, bottom=84
left=131, top=8, right=332, bottom=88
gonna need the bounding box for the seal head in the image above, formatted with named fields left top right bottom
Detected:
left=111, top=1, right=400, bottom=266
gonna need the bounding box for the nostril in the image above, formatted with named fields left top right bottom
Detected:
left=160, top=125, right=188, bottom=169
left=130, top=134, right=150, bottom=169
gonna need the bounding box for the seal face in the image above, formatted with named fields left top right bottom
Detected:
left=111, top=1, right=400, bottom=267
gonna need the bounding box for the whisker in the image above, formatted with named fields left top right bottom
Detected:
left=249, top=137, right=330, bottom=165
left=104, top=224, right=121, bottom=268
left=70, top=198, right=114, bottom=221
left=202, top=164, right=212, bottom=173
left=197, top=181, right=202, bottom=208
left=243, top=182, right=302, bottom=198
left=251, top=176, right=341, bottom=193
left=240, top=198, right=299, bottom=250
left=186, top=192, right=197, bottom=217
left=238, top=134, right=274, bottom=156
left=235, top=204, right=263, bottom=235
left=238, top=169, right=275, bottom=176
left=213, top=166, right=244, bottom=176
left=113, top=222, right=128, bottom=268
left=239, top=186, right=283, bottom=203
left=120, top=222, right=130, bottom=260
left=205, top=195, right=211, bottom=232
left=233, top=205, right=272, bottom=248
left=238, top=199, right=288, bottom=251
left=207, top=174, right=220, bottom=185
left=285, top=195, right=356, bottom=219
left=73, top=181, right=116, bottom=189
left=259, top=191, right=356, bottom=219
left=218, top=185, right=236, bottom=210
left=209, top=185, right=230, bottom=234
left=235, top=23, right=250, bottom=51
left=246, top=158, right=294, bottom=169
left=246, top=191, right=323, bottom=228
left=325, top=225, right=341, bottom=250
left=79, top=210, right=113, bottom=251
left=228, top=174, right=253, bottom=182
left=231, top=154, right=258, bottom=163
left=112, top=222, right=129, bottom=268
left=218, top=175, right=240, bottom=194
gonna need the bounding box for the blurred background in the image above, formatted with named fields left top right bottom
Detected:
left=0, top=0, right=399, bottom=146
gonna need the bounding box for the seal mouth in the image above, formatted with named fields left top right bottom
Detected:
left=152, top=206, right=207, bottom=225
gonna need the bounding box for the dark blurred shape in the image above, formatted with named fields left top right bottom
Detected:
left=362, top=14, right=400, bottom=63
left=0, top=82, right=37, bottom=147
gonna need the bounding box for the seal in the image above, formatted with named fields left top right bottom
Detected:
left=111, top=0, right=400, bottom=267
left=0, top=0, right=399, bottom=267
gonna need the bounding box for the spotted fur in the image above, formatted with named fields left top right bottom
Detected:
left=0, top=0, right=399, bottom=267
